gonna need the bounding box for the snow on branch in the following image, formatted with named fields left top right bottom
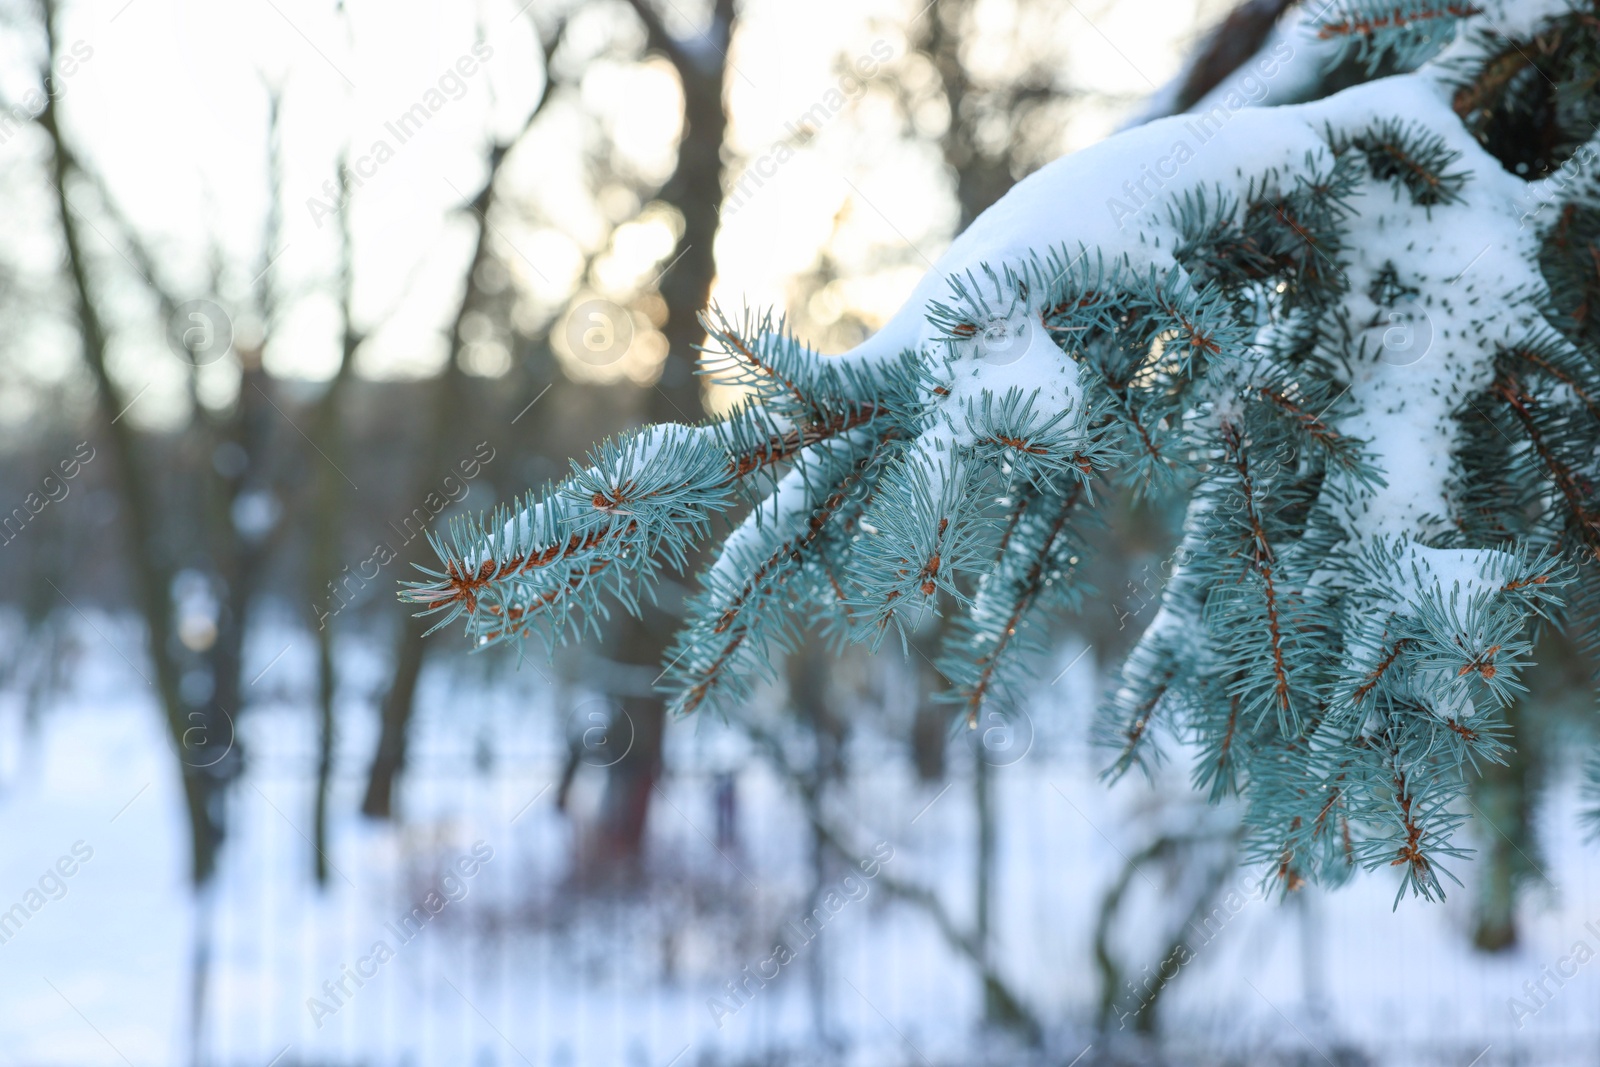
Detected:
left=407, top=0, right=1600, bottom=901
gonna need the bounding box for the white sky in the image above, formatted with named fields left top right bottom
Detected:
left=0, top=0, right=1226, bottom=431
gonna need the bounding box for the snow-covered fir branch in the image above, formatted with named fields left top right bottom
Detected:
left=406, top=0, right=1600, bottom=902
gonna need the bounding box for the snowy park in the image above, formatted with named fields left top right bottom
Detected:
left=3, top=0, right=1600, bottom=1064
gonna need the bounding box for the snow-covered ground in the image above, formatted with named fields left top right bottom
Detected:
left=1, top=612, right=1597, bottom=1066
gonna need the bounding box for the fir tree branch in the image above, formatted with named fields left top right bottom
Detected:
left=408, top=0, right=1600, bottom=904
left=405, top=403, right=888, bottom=626
left=1494, top=371, right=1600, bottom=555
left=1315, top=2, right=1482, bottom=41
left=955, top=485, right=1083, bottom=726
left=1220, top=423, right=1294, bottom=727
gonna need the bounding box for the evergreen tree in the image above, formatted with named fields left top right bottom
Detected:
left=404, top=0, right=1600, bottom=903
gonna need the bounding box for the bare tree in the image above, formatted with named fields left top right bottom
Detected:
left=360, top=17, right=569, bottom=819
left=30, top=0, right=256, bottom=887
left=305, top=159, right=361, bottom=884
left=570, top=0, right=737, bottom=876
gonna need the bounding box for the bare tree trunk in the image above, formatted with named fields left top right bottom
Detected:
left=359, top=199, right=475, bottom=820
left=1167, top=0, right=1296, bottom=115
left=919, top=0, right=1019, bottom=229
left=1471, top=697, right=1539, bottom=950
left=36, top=8, right=228, bottom=886
left=974, top=751, right=1002, bottom=1024
left=311, top=601, right=338, bottom=884
left=360, top=24, right=569, bottom=818
left=362, top=628, right=428, bottom=818
left=305, top=164, right=361, bottom=883
left=585, top=0, right=733, bottom=875
left=306, top=373, right=352, bottom=885
left=909, top=15, right=1024, bottom=1019
left=788, top=639, right=842, bottom=1043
